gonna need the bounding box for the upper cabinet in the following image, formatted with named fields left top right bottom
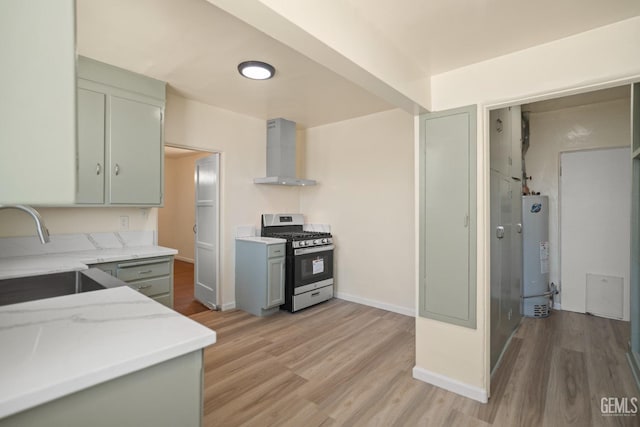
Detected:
left=0, top=0, right=77, bottom=205
left=77, top=56, right=166, bottom=206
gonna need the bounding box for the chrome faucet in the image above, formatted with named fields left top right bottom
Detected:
left=0, top=205, right=50, bottom=244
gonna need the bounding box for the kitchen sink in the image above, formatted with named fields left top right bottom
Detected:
left=0, top=268, right=126, bottom=307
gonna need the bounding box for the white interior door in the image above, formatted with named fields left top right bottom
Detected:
left=194, top=154, right=220, bottom=309
left=560, top=147, right=631, bottom=320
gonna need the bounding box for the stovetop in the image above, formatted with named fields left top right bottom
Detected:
left=262, top=231, right=332, bottom=241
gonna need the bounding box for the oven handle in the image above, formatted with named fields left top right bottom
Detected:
left=294, top=244, right=335, bottom=256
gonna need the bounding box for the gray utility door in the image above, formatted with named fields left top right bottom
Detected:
left=560, top=147, right=630, bottom=320
left=419, top=105, right=477, bottom=329
left=194, top=154, right=220, bottom=310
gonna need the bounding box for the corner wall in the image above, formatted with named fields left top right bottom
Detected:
left=300, top=109, right=415, bottom=315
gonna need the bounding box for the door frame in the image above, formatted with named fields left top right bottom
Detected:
left=162, top=143, right=221, bottom=308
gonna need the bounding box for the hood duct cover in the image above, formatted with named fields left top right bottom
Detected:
left=254, top=118, right=317, bottom=186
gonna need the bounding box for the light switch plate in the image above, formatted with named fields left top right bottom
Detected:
left=119, top=216, right=130, bottom=230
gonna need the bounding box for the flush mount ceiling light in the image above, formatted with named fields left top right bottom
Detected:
left=237, top=61, right=275, bottom=80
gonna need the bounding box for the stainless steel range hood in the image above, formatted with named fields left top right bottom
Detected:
left=254, top=118, right=317, bottom=186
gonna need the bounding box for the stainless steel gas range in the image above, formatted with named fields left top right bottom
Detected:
left=261, top=214, right=334, bottom=312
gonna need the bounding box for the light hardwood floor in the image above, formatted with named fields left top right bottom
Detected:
left=173, top=260, right=209, bottom=316
left=189, top=299, right=639, bottom=426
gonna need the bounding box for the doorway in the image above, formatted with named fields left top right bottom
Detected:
left=489, top=85, right=632, bottom=374
left=159, top=145, right=219, bottom=316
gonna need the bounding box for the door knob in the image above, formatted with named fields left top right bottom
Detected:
left=496, top=226, right=505, bottom=239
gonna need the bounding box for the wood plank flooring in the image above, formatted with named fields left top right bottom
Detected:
left=173, top=260, right=209, bottom=316
left=189, top=300, right=639, bottom=426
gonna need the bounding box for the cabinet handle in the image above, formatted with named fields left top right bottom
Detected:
left=96, top=163, right=102, bottom=175
left=496, top=226, right=505, bottom=239
left=138, top=270, right=153, bottom=275
left=464, top=214, right=469, bottom=228
left=311, top=291, right=320, bottom=297
left=136, top=284, right=152, bottom=290
left=114, top=163, right=120, bottom=176
left=193, top=224, right=197, bottom=234
left=516, top=223, right=522, bottom=234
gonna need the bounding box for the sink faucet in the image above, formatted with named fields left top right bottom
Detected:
left=0, top=205, right=50, bottom=244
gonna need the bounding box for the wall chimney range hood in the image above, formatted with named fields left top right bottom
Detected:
left=254, top=118, right=317, bottom=186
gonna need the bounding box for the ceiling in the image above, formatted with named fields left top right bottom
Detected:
left=344, top=0, right=640, bottom=75
left=76, top=0, right=393, bottom=129
left=77, top=0, right=640, bottom=127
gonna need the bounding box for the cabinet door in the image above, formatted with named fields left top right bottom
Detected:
left=419, top=105, right=477, bottom=329
left=109, top=96, right=162, bottom=205
left=0, top=0, right=76, bottom=204
left=266, top=257, right=285, bottom=309
left=76, top=88, right=105, bottom=204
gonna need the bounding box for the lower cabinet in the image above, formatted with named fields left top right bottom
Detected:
left=0, top=350, right=204, bottom=427
left=90, top=256, right=174, bottom=308
left=236, top=240, right=285, bottom=317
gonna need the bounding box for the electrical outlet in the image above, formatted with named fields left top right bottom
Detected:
left=119, top=216, right=129, bottom=230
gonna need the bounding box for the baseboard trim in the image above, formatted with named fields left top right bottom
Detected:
left=221, top=301, right=236, bottom=311
left=412, top=366, right=488, bottom=403
left=335, top=292, right=415, bottom=317
left=174, top=256, right=194, bottom=264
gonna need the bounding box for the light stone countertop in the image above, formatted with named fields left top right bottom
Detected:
left=0, top=286, right=216, bottom=418
left=0, top=232, right=178, bottom=280
left=0, top=246, right=178, bottom=280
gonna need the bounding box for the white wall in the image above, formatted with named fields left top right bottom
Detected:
left=158, top=152, right=211, bottom=263
left=525, top=98, right=631, bottom=303
left=300, top=109, right=415, bottom=315
left=164, top=93, right=300, bottom=309
left=417, top=16, right=640, bottom=399
left=0, top=207, right=157, bottom=238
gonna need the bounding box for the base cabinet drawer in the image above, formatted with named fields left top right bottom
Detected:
left=116, top=260, right=171, bottom=282
left=89, top=256, right=174, bottom=308
left=128, top=276, right=171, bottom=298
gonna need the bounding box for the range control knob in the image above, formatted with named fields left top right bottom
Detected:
left=313, top=239, right=320, bottom=245
left=322, top=238, right=328, bottom=244
left=299, top=241, right=306, bottom=247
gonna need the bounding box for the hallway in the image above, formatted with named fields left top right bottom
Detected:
left=173, top=260, right=209, bottom=316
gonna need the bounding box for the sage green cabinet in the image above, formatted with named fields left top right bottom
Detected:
left=419, top=105, right=477, bottom=329
left=0, top=0, right=76, bottom=205
left=77, top=56, right=165, bottom=206
left=77, top=88, right=106, bottom=204
left=236, top=240, right=286, bottom=317
left=0, top=350, right=204, bottom=427
left=90, top=256, right=174, bottom=308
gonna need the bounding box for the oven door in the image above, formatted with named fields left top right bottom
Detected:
left=293, top=245, right=334, bottom=293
